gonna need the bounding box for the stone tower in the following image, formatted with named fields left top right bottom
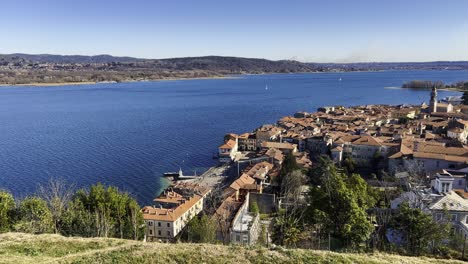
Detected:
left=429, top=87, right=438, bottom=113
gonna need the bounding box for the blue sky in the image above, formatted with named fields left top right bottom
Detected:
left=1, top=0, right=467, bottom=62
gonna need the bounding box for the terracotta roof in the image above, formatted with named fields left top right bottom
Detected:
left=238, top=132, right=254, bottom=139
left=243, top=161, right=273, bottom=180
left=456, top=119, right=468, bottom=126
left=351, top=136, right=382, bottom=146
left=153, top=191, right=184, bottom=203
left=143, top=194, right=203, bottom=222
left=417, top=144, right=468, bottom=157
left=213, top=194, right=243, bottom=230
left=143, top=185, right=211, bottom=222
left=331, top=146, right=343, bottom=152
left=388, top=152, right=403, bottom=159
left=265, top=148, right=284, bottom=162
left=413, top=152, right=468, bottom=163
left=261, top=141, right=296, bottom=150
left=448, top=127, right=464, bottom=133
left=229, top=174, right=256, bottom=191
left=400, top=142, right=413, bottom=155
left=454, top=189, right=468, bottom=199
left=219, top=139, right=236, bottom=149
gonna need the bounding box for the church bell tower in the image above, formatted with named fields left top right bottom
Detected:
left=429, top=87, right=437, bottom=113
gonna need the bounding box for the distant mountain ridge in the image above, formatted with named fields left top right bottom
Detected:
left=311, top=61, right=468, bottom=71
left=1, top=53, right=468, bottom=85
left=0, top=53, right=143, bottom=64
left=2, top=53, right=468, bottom=70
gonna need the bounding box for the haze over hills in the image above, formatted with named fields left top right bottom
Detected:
left=1, top=53, right=468, bottom=85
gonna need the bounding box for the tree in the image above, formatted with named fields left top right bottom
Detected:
left=126, top=198, right=144, bottom=240
left=347, top=173, right=377, bottom=209
left=462, top=91, right=468, bottom=105
left=272, top=210, right=304, bottom=247
left=371, top=151, right=384, bottom=172
left=389, top=203, right=450, bottom=256
left=61, top=194, right=95, bottom=237
left=257, top=223, right=268, bottom=246
left=343, top=155, right=356, bottom=175
left=15, top=196, right=53, bottom=234
left=61, top=183, right=143, bottom=239
left=307, top=157, right=374, bottom=249
left=38, top=178, right=74, bottom=234
left=108, top=186, right=128, bottom=239
left=249, top=201, right=259, bottom=215
left=280, top=152, right=299, bottom=178
left=0, top=191, right=15, bottom=232
left=274, top=152, right=300, bottom=193
left=281, top=170, right=305, bottom=201
left=188, top=215, right=217, bottom=243
left=274, top=169, right=307, bottom=247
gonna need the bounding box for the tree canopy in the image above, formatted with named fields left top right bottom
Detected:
left=389, top=203, right=450, bottom=256
left=0, top=191, right=15, bottom=233
left=307, top=156, right=375, bottom=249
left=0, top=181, right=143, bottom=240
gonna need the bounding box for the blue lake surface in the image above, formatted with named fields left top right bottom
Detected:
left=0, top=71, right=466, bottom=204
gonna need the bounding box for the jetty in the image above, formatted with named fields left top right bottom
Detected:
left=162, top=168, right=199, bottom=181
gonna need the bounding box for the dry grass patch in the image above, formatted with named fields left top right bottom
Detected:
left=0, top=233, right=466, bottom=264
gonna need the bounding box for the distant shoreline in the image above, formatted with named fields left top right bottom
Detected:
left=0, top=71, right=424, bottom=88
left=0, top=76, right=239, bottom=88
left=1, top=70, right=468, bottom=88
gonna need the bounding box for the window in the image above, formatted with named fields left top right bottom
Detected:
left=459, top=180, right=463, bottom=185
left=158, top=230, right=161, bottom=236
left=158, top=222, right=161, bottom=227
left=149, top=221, right=153, bottom=226
left=436, top=161, right=440, bottom=167
left=236, top=235, right=240, bottom=242
left=436, top=213, right=442, bottom=221
left=149, top=230, right=153, bottom=235
left=451, top=214, right=457, bottom=221
left=167, top=223, right=170, bottom=227
left=167, top=231, right=171, bottom=237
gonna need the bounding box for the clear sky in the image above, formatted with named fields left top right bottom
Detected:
left=1, top=0, right=468, bottom=62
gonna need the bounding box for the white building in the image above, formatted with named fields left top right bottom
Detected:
left=218, top=134, right=239, bottom=163
left=391, top=173, right=468, bottom=239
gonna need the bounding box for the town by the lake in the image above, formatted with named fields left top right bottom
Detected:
left=141, top=86, right=468, bottom=249
left=3, top=1, right=468, bottom=263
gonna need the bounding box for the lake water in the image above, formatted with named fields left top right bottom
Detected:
left=0, top=71, right=465, bottom=204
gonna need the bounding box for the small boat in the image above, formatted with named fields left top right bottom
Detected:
left=265, top=84, right=269, bottom=90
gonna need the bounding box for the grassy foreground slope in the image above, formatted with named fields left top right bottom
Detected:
left=0, top=233, right=464, bottom=264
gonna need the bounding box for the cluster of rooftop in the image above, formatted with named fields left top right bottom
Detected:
left=142, top=87, right=468, bottom=245
left=215, top=87, right=468, bottom=240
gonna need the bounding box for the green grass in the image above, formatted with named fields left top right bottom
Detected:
left=0, top=233, right=465, bottom=264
